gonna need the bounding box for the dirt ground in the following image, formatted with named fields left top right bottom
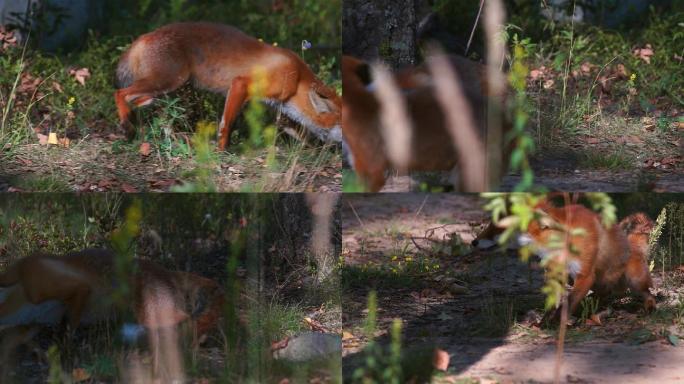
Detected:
left=341, top=194, right=684, bottom=383
left=0, top=131, right=341, bottom=192
left=378, top=155, right=684, bottom=193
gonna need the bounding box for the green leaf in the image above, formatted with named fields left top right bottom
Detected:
left=667, top=334, right=679, bottom=346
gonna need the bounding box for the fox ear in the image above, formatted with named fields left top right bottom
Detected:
left=309, top=88, right=337, bottom=114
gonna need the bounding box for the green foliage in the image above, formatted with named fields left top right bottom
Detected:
left=480, top=192, right=616, bottom=311
left=352, top=292, right=406, bottom=384
left=507, top=34, right=537, bottom=192
left=1, top=1, right=341, bottom=191
left=47, top=345, right=64, bottom=384
left=579, top=295, right=600, bottom=324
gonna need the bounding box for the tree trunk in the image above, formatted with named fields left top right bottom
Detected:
left=342, top=0, right=425, bottom=68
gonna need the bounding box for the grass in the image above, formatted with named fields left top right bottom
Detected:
left=579, top=149, right=635, bottom=170
left=0, top=195, right=341, bottom=383
left=0, top=26, right=341, bottom=192
left=520, top=8, right=683, bottom=174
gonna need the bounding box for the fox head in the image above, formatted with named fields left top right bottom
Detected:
left=280, top=76, right=342, bottom=145
left=619, top=212, right=655, bottom=256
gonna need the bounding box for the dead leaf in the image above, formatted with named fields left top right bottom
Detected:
left=543, top=79, right=555, bottom=89
left=69, top=67, right=91, bottom=86
left=303, top=317, right=327, bottom=332
left=139, top=142, right=151, bottom=156
left=342, top=331, right=355, bottom=340
left=270, top=337, right=289, bottom=352
left=586, top=313, right=602, bottom=326
left=632, top=44, right=654, bottom=64
left=98, top=179, right=114, bottom=189
left=580, top=62, right=592, bottom=74
left=121, top=183, right=138, bottom=193
left=47, top=132, right=59, bottom=145
left=58, top=137, right=70, bottom=148
left=615, top=64, right=628, bottom=79
left=37, top=133, right=48, bottom=145
left=72, top=367, right=90, bottom=382
left=432, top=348, right=450, bottom=372
left=529, top=69, right=543, bottom=81
left=52, top=81, right=63, bottom=93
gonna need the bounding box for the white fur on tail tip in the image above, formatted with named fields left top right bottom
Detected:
left=0, top=286, right=65, bottom=325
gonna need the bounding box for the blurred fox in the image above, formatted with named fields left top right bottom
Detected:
left=0, top=249, right=223, bottom=338
left=115, top=22, right=341, bottom=150
left=521, top=202, right=656, bottom=321
left=341, top=55, right=508, bottom=192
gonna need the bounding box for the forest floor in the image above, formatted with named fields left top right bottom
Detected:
left=341, top=194, right=684, bottom=383
left=377, top=122, right=683, bottom=193
left=1, top=249, right=342, bottom=383
left=0, top=128, right=342, bottom=193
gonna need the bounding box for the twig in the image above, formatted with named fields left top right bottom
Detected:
left=347, top=200, right=365, bottom=228
left=414, top=194, right=430, bottom=219
left=465, top=0, right=485, bottom=56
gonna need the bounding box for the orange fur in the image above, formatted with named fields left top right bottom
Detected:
left=528, top=203, right=655, bottom=320
left=0, top=249, right=223, bottom=337
left=115, top=22, right=341, bottom=150
left=341, top=55, right=509, bottom=192
left=471, top=199, right=656, bottom=320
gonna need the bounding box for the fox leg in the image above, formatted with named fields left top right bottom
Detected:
left=218, top=77, right=250, bottom=151
left=114, top=76, right=188, bottom=140
left=625, top=262, right=656, bottom=312
left=544, top=272, right=595, bottom=324
left=63, top=285, right=92, bottom=329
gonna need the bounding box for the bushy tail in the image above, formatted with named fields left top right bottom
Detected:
left=619, top=212, right=654, bottom=234
left=115, top=50, right=134, bottom=89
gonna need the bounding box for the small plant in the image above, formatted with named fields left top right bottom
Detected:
left=352, top=291, right=406, bottom=384
left=506, top=33, right=538, bottom=192
left=579, top=295, right=600, bottom=324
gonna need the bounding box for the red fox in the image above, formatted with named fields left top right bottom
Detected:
left=0, top=249, right=223, bottom=337
left=341, top=55, right=508, bottom=192
left=472, top=200, right=656, bottom=319
left=115, top=22, right=342, bottom=150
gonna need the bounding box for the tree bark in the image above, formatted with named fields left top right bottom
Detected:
left=342, top=0, right=424, bottom=68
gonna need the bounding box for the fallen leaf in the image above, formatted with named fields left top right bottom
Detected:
left=586, top=313, right=602, bottom=326
left=342, top=331, right=355, bottom=340
left=529, top=69, right=543, bottom=81
left=270, top=337, right=289, bottom=352
left=69, top=67, right=91, bottom=86
left=72, top=367, right=90, bottom=382
left=37, top=133, right=48, bottom=145
left=615, top=64, right=628, bottom=79
left=47, top=132, right=59, bottom=145
left=303, top=317, right=327, bottom=332
left=543, top=79, right=555, bottom=89
left=58, top=137, right=70, bottom=148
left=432, top=348, right=450, bottom=372
left=52, top=81, right=63, bottom=93
left=139, top=142, right=151, bottom=156
left=121, top=183, right=138, bottom=193
left=633, top=44, right=654, bottom=64
left=98, top=179, right=114, bottom=189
